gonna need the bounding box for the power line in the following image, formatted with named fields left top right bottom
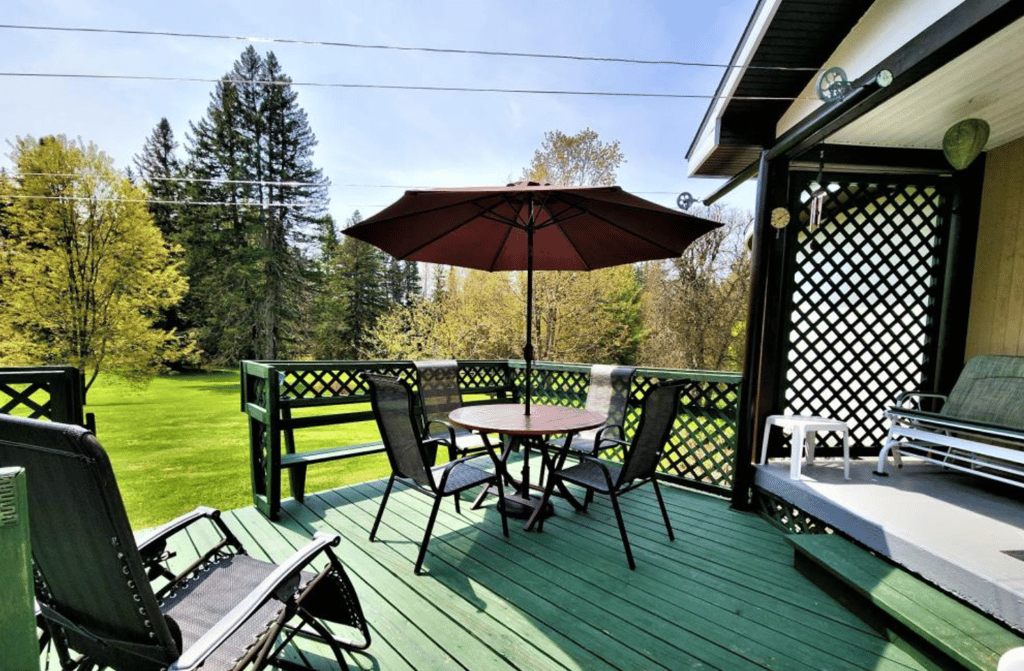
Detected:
left=0, top=72, right=814, bottom=101
left=19, top=172, right=327, bottom=188
left=3, top=193, right=327, bottom=208
left=0, top=23, right=823, bottom=72
left=8, top=173, right=685, bottom=196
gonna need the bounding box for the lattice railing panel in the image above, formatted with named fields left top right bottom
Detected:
left=513, top=363, right=741, bottom=494
left=0, top=382, right=52, bottom=419
left=752, top=487, right=832, bottom=535
left=778, top=178, right=947, bottom=455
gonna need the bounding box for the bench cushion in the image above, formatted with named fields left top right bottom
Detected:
left=942, top=356, right=1024, bottom=431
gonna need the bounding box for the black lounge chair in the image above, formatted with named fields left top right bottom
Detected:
left=413, top=359, right=499, bottom=461
left=537, top=380, right=684, bottom=570
left=0, top=413, right=370, bottom=671
left=363, top=373, right=509, bottom=575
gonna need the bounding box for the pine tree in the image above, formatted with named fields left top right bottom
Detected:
left=134, top=118, right=183, bottom=241
left=181, top=46, right=328, bottom=362
left=334, top=211, right=389, bottom=358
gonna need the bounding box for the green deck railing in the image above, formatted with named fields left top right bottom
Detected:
left=241, top=359, right=741, bottom=518
left=0, top=366, right=92, bottom=431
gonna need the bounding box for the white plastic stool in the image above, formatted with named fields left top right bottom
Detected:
left=761, top=415, right=851, bottom=480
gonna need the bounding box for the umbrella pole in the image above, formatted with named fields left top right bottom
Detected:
left=524, top=208, right=534, bottom=416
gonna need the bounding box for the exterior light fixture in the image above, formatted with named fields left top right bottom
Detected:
left=942, top=118, right=989, bottom=170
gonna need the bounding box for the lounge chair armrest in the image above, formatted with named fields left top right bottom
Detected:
left=170, top=531, right=341, bottom=671
left=894, top=391, right=947, bottom=409
left=137, top=506, right=221, bottom=554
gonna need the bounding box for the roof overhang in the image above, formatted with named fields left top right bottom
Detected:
left=689, top=0, right=1024, bottom=183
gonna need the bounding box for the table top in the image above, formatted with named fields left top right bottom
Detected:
left=448, top=404, right=606, bottom=436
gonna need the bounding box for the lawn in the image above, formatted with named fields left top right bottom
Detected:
left=86, top=370, right=390, bottom=529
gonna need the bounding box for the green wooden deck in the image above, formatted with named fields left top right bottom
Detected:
left=147, top=468, right=945, bottom=671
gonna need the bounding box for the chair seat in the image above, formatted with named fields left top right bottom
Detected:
left=161, top=554, right=309, bottom=669
left=556, top=459, right=622, bottom=493
left=431, top=460, right=495, bottom=494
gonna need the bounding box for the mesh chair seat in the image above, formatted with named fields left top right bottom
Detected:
left=162, top=555, right=301, bottom=669
left=555, top=460, right=622, bottom=494
left=431, top=460, right=496, bottom=494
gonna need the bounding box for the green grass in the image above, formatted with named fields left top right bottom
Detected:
left=86, top=371, right=390, bottom=529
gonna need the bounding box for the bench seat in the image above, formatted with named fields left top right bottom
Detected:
left=877, top=355, right=1024, bottom=487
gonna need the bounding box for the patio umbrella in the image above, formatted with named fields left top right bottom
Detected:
left=344, top=181, right=721, bottom=414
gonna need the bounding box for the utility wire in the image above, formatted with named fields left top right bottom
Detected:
left=9, top=173, right=683, bottom=196
left=0, top=72, right=815, bottom=101
left=2, top=193, right=326, bottom=208
left=0, top=23, right=824, bottom=72
left=18, top=172, right=327, bottom=188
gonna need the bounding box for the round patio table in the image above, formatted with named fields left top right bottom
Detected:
left=448, top=404, right=606, bottom=530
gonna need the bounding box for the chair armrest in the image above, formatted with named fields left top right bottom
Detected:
left=170, top=531, right=341, bottom=671
left=426, top=419, right=459, bottom=443
left=136, top=506, right=221, bottom=554
left=894, top=391, right=947, bottom=410
left=593, top=425, right=626, bottom=451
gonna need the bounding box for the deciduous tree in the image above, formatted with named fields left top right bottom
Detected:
left=0, top=135, right=188, bottom=388
left=641, top=204, right=751, bottom=371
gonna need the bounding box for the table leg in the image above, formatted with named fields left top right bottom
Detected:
left=790, top=427, right=805, bottom=480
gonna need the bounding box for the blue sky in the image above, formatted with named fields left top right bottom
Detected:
left=1, top=0, right=759, bottom=222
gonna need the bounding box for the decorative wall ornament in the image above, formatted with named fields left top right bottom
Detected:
left=807, top=149, right=828, bottom=233
left=770, top=207, right=790, bottom=233
left=942, top=118, right=989, bottom=170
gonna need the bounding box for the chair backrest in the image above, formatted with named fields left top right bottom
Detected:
left=364, top=374, right=433, bottom=488
left=585, top=365, right=635, bottom=426
left=0, top=414, right=179, bottom=670
left=414, top=360, right=463, bottom=429
left=942, top=355, right=1024, bottom=430
left=617, top=381, right=685, bottom=486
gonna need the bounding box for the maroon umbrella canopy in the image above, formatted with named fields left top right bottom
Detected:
left=345, top=182, right=721, bottom=413
left=345, top=182, right=720, bottom=271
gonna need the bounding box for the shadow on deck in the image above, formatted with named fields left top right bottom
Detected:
left=180, top=471, right=936, bottom=671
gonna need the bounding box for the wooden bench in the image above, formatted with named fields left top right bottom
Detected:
left=789, top=533, right=1024, bottom=671
left=241, top=360, right=517, bottom=520
left=876, top=355, right=1024, bottom=487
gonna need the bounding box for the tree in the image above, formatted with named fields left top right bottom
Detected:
left=522, top=127, right=625, bottom=186
left=640, top=204, right=752, bottom=371
left=181, top=46, right=328, bottom=363
left=331, top=212, right=390, bottom=358
left=133, top=118, right=183, bottom=241
left=0, top=135, right=188, bottom=388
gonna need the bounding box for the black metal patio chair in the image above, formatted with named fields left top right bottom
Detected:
left=363, top=373, right=509, bottom=575
left=0, top=413, right=370, bottom=671
left=414, top=359, right=499, bottom=461
left=547, top=364, right=636, bottom=459
left=536, top=380, right=685, bottom=570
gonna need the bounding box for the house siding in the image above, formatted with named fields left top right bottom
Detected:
left=967, top=136, right=1024, bottom=358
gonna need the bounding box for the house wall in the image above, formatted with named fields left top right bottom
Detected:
left=966, top=136, right=1024, bottom=358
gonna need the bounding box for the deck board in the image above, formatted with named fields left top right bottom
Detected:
left=149, top=474, right=934, bottom=671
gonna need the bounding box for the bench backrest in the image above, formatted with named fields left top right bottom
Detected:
left=943, top=356, right=1024, bottom=430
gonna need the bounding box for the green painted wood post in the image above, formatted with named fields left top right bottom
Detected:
left=0, top=467, right=36, bottom=671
